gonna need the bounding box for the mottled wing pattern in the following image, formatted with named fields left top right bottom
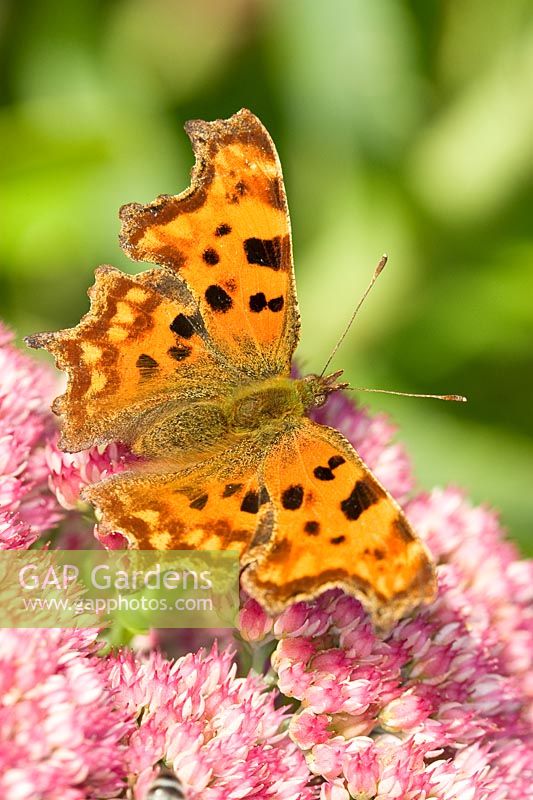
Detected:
left=85, top=439, right=272, bottom=555
left=120, top=108, right=299, bottom=376
left=243, top=420, right=436, bottom=626
left=26, top=267, right=234, bottom=451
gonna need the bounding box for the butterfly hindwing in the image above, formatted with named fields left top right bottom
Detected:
left=243, top=420, right=436, bottom=626
left=85, top=439, right=271, bottom=555
left=119, top=109, right=299, bottom=377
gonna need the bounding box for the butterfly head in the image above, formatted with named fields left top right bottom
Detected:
left=297, top=370, right=349, bottom=411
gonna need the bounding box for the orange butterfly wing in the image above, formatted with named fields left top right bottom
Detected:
left=26, top=267, right=235, bottom=451
left=242, top=420, right=436, bottom=626
left=119, top=108, right=299, bottom=375
left=85, top=438, right=271, bottom=555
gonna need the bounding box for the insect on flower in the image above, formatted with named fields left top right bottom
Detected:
left=147, top=768, right=186, bottom=800
left=27, top=109, right=464, bottom=627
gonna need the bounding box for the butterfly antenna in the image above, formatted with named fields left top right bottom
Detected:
left=347, top=387, right=467, bottom=402
left=320, top=254, right=388, bottom=377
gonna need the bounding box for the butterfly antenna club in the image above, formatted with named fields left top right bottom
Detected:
left=320, top=254, right=388, bottom=377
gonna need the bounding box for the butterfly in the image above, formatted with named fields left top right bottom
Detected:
left=27, top=109, right=436, bottom=627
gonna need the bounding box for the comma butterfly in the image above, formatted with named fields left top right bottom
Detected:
left=27, top=109, right=436, bottom=626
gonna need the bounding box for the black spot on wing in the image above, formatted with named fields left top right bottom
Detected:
left=222, top=483, right=243, bottom=498
left=330, top=535, right=346, bottom=545
left=243, top=237, right=282, bottom=270
left=304, top=520, right=320, bottom=535
left=340, top=480, right=380, bottom=521
left=170, top=314, right=194, bottom=339
left=202, top=247, right=220, bottom=265
left=314, top=466, right=334, bottom=481
left=239, top=486, right=269, bottom=513
left=268, top=296, right=284, bottom=312
left=281, top=485, right=304, bottom=510
left=241, top=491, right=259, bottom=514
left=215, top=223, right=231, bottom=237
left=205, top=285, right=233, bottom=313
left=249, top=292, right=268, bottom=312
left=189, top=493, right=208, bottom=510
left=136, top=354, right=158, bottom=378
left=314, top=456, right=345, bottom=481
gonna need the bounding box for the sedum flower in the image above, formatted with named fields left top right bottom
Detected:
left=0, top=323, right=63, bottom=549
left=46, top=437, right=137, bottom=513
left=238, top=597, right=274, bottom=642
left=106, top=643, right=315, bottom=800
left=0, top=628, right=131, bottom=799
left=406, top=487, right=533, bottom=725
left=264, top=528, right=531, bottom=797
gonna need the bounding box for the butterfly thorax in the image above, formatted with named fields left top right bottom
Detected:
left=228, top=371, right=346, bottom=433
left=229, top=377, right=303, bottom=432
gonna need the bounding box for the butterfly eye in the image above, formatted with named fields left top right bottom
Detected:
left=314, top=393, right=327, bottom=408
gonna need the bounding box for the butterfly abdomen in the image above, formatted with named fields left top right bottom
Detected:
left=133, top=402, right=230, bottom=459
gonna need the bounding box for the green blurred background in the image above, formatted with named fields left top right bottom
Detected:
left=1, top=0, right=531, bottom=553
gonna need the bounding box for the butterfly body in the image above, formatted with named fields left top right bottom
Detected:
left=27, top=109, right=436, bottom=626
left=130, top=374, right=320, bottom=463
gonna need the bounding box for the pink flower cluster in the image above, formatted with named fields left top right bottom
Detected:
left=264, top=580, right=531, bottom=798
left=0, top=629, right=314, bottom=800
left=45, top=435, right=134, bottom=548
left=0, top=321, right=531, bottom=798
left=239, top=496, right=532, bottom=798
left=46, top=438, right=135, bottom=513
left=407, top=488, right=533, bottom=726
left=0, top=323, right=63, bottom=549
left=0, top=628, right=130, bottom=800
left=106, top=644, right=315, bottom=800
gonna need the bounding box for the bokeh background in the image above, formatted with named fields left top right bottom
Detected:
left=1, top=0, right=532, bottom=553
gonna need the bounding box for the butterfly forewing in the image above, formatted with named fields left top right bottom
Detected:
left=120, top=109, right=300, bottom=377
